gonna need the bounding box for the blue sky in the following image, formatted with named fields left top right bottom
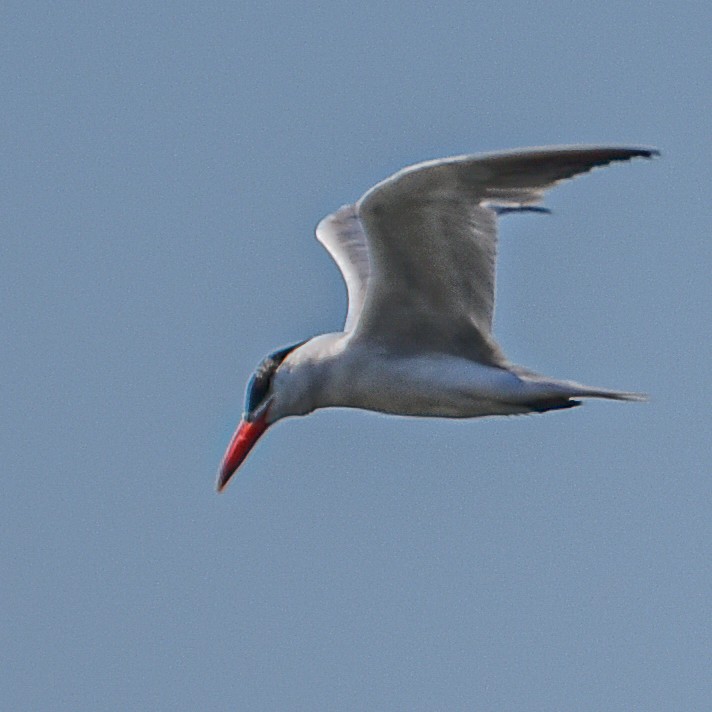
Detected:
left=3, top=2, right=711, bottom=710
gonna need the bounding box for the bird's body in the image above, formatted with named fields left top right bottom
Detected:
left=217, top=145, right=658, bottom=491
left=270, top=333, right=518, bottom=419
left=269, top=332, right=639, bottom=421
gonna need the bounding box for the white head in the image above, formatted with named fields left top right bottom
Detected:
left=215, top=339, right=316, bottom=492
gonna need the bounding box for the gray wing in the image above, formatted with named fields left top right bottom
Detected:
left=315, top=204, right=371, bottom=332
left=353, top=145, right=658, bottom=364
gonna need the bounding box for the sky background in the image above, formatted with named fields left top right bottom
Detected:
left=3, top=2, right=711, bottom=710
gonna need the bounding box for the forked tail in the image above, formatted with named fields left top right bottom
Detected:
left=515, top=370, right=647, bottom=411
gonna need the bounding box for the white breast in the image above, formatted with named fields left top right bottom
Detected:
left=319, top=346, right=532, bottom=418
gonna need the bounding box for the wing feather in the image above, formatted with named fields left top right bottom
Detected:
left=352, top=145, right=657, bottom=364
left=315, top=204, right=371, bottom=332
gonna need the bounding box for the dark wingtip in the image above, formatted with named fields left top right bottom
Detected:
left=635, top=147, right=661, bottom=159
left=614, top=146, right=660, bottom=160
left=494, top=205, right=552, bottom=216
left=526, top=397, right=582, bottom=413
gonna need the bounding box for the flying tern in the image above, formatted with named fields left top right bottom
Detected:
left=217, top=145, right=658, bottom=492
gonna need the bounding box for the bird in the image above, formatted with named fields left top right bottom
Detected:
left=216, top=145, right=658, bottom=492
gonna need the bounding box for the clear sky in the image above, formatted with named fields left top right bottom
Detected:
left=3, top=2, right=711, bottom=710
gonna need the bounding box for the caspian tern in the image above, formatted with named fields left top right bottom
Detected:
left=217, top=145, right=658, bottom=492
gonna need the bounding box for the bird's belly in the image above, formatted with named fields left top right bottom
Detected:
left=327, top=355, right=530, bottom=418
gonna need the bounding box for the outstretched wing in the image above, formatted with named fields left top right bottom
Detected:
left=315, top=204, right=371, bottom=332
left=351, top=145, right=658, bottom=364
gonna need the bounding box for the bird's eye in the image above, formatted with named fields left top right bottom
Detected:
left=243, top=340, right=307, bottom=417
left=244, top=369, right=271, bottom=416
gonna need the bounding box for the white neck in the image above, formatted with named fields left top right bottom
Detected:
left=267, top=332, right=349, bottom=422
